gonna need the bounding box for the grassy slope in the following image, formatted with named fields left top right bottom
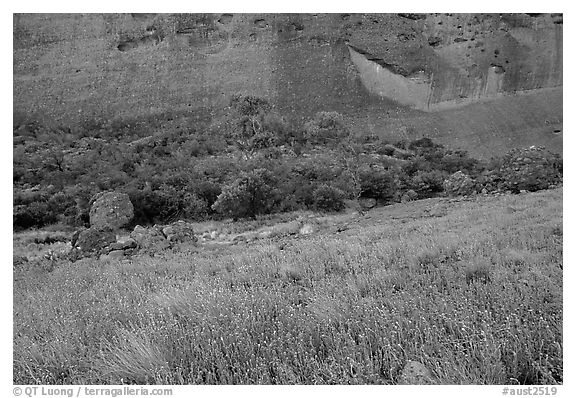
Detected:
left=13, top=188, right=562, bottom=384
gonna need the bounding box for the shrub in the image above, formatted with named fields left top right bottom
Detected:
left=222, top=94, right=279, bottom=153
left=359, top=165, right=398, bottom=203
left=249, top=130, right=277, bottom=150
left=180, top=193, right=210, bottom=220
left=401, top=189, right=418, bottom=203
left=13, top=189, right=79, bottom=230
left=193, top=180, right=222, bottom=211
left=495, top=147, right=562, bottom=193
left=212, top=169, right=278, bottom=219
left=408, top=170, right=447, bottom=198
left=312, top=184, right=346, bottom=212
left=440, top=150, right=483, bottom=175
left=303, top=112, right=349, bottom=145
left=229, top=94, right=271, bottom=117
left=127, top=189, right=166, bottom=225
left=14, top=202, right=54, bottom=230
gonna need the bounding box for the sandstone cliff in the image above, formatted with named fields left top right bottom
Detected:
left=13, top=13, right=562, bottom=157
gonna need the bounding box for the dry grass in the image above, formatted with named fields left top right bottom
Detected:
left=13, top=189, right=562, bottom=384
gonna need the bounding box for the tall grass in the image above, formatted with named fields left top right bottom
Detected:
left=13, top=189, right=562, bottom=384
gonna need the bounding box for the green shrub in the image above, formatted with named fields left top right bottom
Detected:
left=193, top=180, right=222, bottom=211
left=440, top=150, right=483, bottom=175
left=312, top=184, right=346, bottom=212
left=359, top=165, right=398, bottom=203
left=409, top=170, right=447, bottom=198
left=13, top=202, right=57, bottom=230
left=303, top=112, right=349, bottom=146
left=212, top=169, right=278, bottom=219
left=495, top=147, right=562, bottom=193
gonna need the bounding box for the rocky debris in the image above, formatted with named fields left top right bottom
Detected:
left=68, top=221, right=199, bottom=261
left=401, top=189, right=418, bottom=203
left=74, top=227, right=116, bottom=257
left=443, top=171, right=476, bottom=197
left=130, top=225, right=171, bottom=253
left=89, top=191, right=134, bottom=230
left=359, top=197, right=377, bottom=210
left=398, top=360, right=434, bottom=384
left=162, top=220, right=197, bottom=244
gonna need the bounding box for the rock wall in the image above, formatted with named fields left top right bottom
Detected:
left=13, top=13, right=562, bottom=157
left=346, top=13, right=562, bottom=111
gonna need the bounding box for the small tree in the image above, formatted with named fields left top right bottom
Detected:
left=222, top=94, right=283, bottom=155
left=212, top=169, right=278, bottom=219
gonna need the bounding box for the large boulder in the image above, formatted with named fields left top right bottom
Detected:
left=443, top=171, right=476, bottom=197
left=89, top=191, right=134, bottom=230
left=130, top=225, right=171, bottom=253
left=73, top=227, right=116, bottom=257
left=162, top=220, right=197, bottom=244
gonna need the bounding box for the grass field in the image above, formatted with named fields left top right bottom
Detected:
left=13, top=188, right=563, bottom=384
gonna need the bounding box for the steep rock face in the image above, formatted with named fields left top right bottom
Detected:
left=13, top=13, right=562, bottom=157
left=346, top=13, right=562, bottom=110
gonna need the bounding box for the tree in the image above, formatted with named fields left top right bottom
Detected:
left=222, top=94, right=279, bottom=155
left=212, top=169, right=278, bottom=219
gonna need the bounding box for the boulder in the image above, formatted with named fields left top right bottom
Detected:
left=162, top=220, right=197, bottom=244
left=89, top=191, right=134, bottom=230
left=443, top=171, right=476, bottom=197
left=130, top=225, right=171, bottom=253
left=108, top=238, right=137, bottom=251
left=74, top=227, right=116, bottom=256
left=398, top=360, right=434, bottom=385
left=105, top=250, right=125, bottom=260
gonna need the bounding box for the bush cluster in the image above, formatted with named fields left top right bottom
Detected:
left=13, top=96, right=563, bottom=229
